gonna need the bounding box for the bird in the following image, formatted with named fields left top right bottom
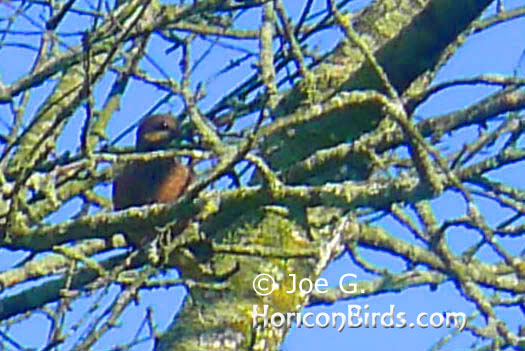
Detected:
left=112, top=114, right=192, bottom=247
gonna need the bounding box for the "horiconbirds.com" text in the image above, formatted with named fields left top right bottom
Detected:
left=252, top=304, right=467, bottom=332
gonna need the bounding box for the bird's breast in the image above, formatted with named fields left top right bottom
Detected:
left=113, top=159, right=192, bottom=210
left=152, top=161, right=192, bottom=203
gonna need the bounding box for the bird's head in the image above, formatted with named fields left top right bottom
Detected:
left=136, top=114, right=179, bottom=152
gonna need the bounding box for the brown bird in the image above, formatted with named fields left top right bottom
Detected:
left=112, top=114, right=192, bottom=247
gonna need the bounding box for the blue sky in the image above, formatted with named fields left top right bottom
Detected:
left=0, top=0, right=524, bottom=350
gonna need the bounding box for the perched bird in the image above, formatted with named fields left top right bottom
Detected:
left=112, top=114, right=192, bottom=247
